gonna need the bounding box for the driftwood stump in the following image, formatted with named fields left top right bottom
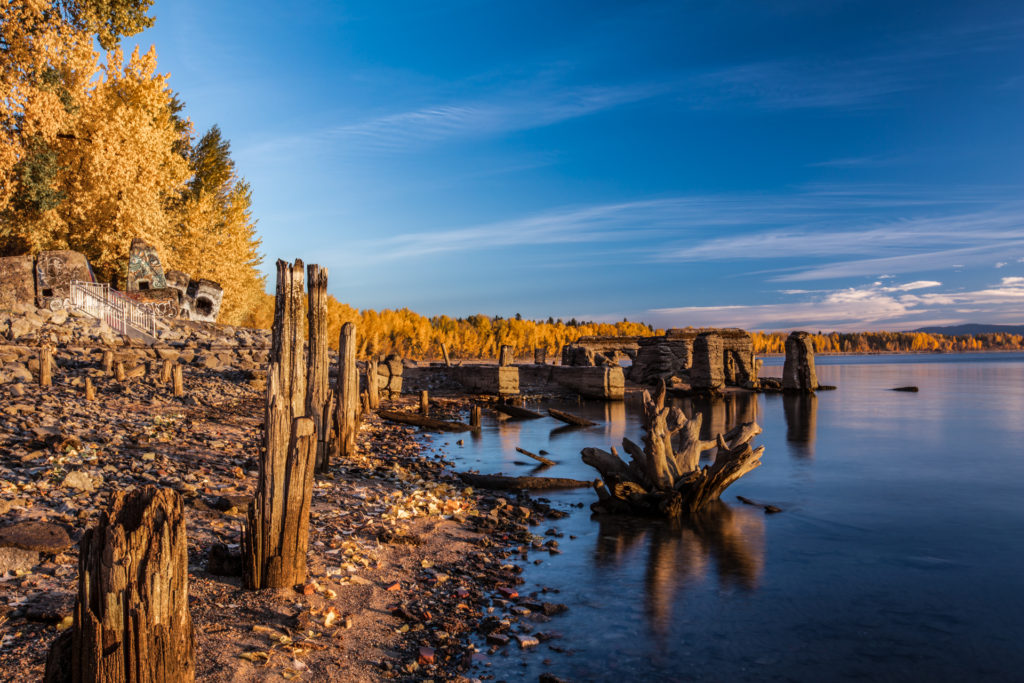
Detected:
left=46, top=486, right=194, bottom=683
left=306, top=265, right=331, bottom=473
left=332, top=322, right=358, bottom=461
left=581, top=381, right=763, bottom=517
left=244, top=259, right=316, bottom=589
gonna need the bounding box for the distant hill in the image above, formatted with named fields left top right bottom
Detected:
left=911, top=324, right=1024, bottom=335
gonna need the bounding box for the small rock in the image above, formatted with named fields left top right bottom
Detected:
left=62, top=470, right=103, bottom=494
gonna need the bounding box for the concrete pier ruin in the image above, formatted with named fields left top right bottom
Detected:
left=562, top=327, right=760, bottom=390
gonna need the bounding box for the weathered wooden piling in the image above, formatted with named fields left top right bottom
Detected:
left=470, top=404, right=481, bottom=429
left=420, top=390, right=430, bottom=416
left=114, top=361, right=126, bottom=382
left=160, top=359, right=173, bottom=384
left=332, top=322, right=358, bottom=462
left=84, top=377, right=95, bottom=401
left=45, top=486, right=194, bottom=683
left=499, top=344, right=513, bottom=366
left=172, top=365, right=184, bottom=398
left=101, top=350, right=113, bottom=375
left=306, top=265, right=331, bottom=474
left=441, top=343, right=451, bottom=367
left=39, top=345, right=53, bottom=387
left=366, top=359, right=380, bottom=410
left=534, top=347, right=546, bottom=365
left=244, top=259, right=315, bottom=589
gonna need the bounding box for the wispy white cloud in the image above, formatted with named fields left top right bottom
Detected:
left=647, top=277, right=1024, bottom=331
left=245, top=81, right=666, bottom=157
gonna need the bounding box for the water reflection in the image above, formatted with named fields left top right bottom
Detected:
left=593, top=502, right=765, bottom=637
left=783, top=393, right=818, bottom=458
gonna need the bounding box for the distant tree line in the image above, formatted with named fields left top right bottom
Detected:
left=750, top=331, right=1024, bottom=355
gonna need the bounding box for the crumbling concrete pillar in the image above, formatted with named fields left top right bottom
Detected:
left=783, top=331, right=818, bottom=392
left=690, top=332, right=724, bottom=390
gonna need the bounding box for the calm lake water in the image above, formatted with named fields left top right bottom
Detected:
left=438, top=353, right=1024, bottom=682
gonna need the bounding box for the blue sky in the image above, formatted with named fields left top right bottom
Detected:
left=125, top=0, right=1024, bottom=331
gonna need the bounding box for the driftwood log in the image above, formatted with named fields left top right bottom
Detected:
left=378, top=410, right=472, bottom=432
left=494, top=402, right=545, bottom=420
left=515, top=446, right=555, bottom=466
left=46, top=486, right=194, bottom=683
left=456, top=472, right=594, bottom=491
left=581, top=381, right=763, bottom=517
left=244, top=259, right=317, bottom=589
left=548, top=407, right=597, bottom=427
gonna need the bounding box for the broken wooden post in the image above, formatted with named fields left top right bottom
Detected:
left=534, top=347, right=546, bottom=365
left=50, top=486, right=194, bottom=682
left=366, top=359, right=380, bottom=410
left=124, top=364, right=146, bottom=381
left=441, top=343, right=451, bottom=367
left=39, top=345, right=53, bottom=387
left=84, top=377, right=95, bottom=401
left=101, top=350, right=113, bottom=375
left=244, top=259, right=315, bottom=589
left=470, top=404, right=481, bottom=429
left=172, top=364, right=184, bottom=398
left=114, top=361, right=126, bottom=382
left=306, top=265, right=331, bottom=474
left=160, top=359, right=173, bottom=384
left=420, top=390, right=430, bottom=416
left=332, top=322, right=358, bottom=462
left=499, top=345, right=513, bottom=366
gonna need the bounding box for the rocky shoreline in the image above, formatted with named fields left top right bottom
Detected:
left=0, top=323, right=576, bottom=682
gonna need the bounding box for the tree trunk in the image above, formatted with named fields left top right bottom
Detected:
left=332, top=322, right=358, bottom=462
left=244, top=259, right=316, bottom=589
left=59, top=486, right=194, bottom=683
left=306, top=265, right=331, bottom=473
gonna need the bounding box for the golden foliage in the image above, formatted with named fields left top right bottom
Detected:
left=751, top=330, right=1024, bottom=354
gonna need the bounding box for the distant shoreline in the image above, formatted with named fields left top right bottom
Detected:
left=758, top=348, right=1024, bottom=357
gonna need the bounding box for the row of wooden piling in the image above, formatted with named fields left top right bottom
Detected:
left=35, top=345, right=186, bottom=398
left=43, top=258, right=404, bottom=682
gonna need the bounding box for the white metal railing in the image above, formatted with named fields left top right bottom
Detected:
left=69, top=280, right=157, bottom=338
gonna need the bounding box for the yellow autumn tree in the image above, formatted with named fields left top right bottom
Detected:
left=170, top=125, right=265, bottom=326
